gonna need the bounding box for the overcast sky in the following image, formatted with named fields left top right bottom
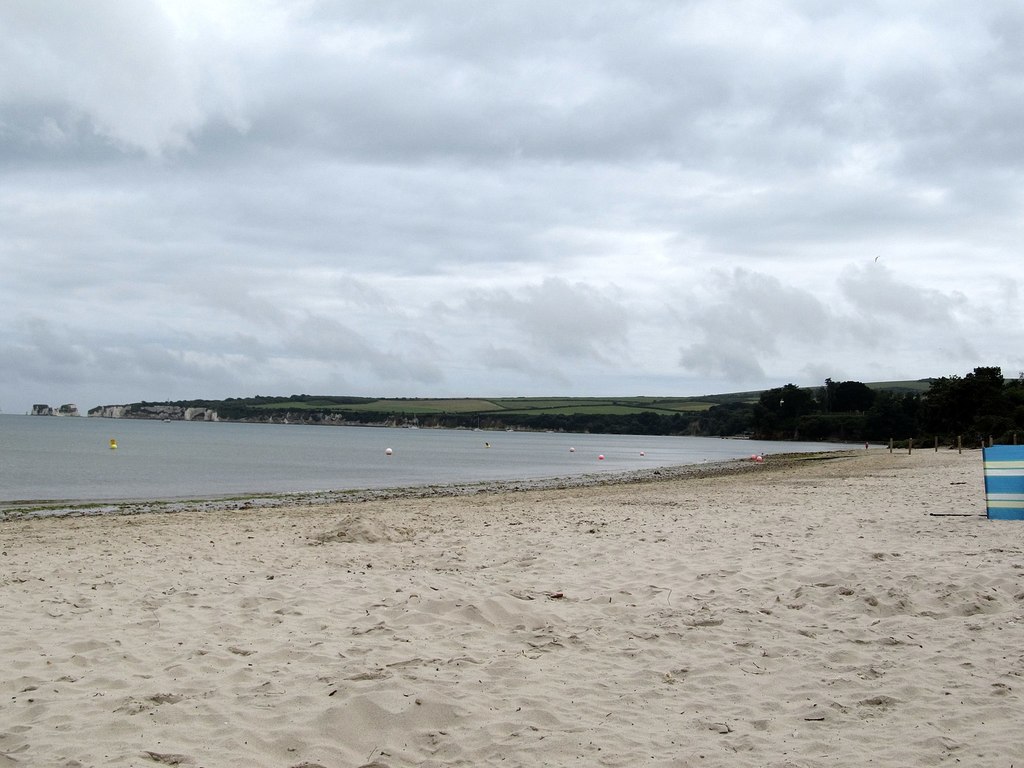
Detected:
left=2, top=1, right=1022, bottom=413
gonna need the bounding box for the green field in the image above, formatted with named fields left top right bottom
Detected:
left=866, top=379, right=933, bottom=393
left=175, top=379, right=932, bottom=421
left=251, top=395, right=719, bottom=415
left=263, top=398, right=504, bottom=414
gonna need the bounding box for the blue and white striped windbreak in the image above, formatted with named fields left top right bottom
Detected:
left=983, top=445, right=1024, bottom=520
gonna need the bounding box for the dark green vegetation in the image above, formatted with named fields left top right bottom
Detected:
left=754, top=367, right=1023, bottom=445
left=106, top=366, right=1024, bottom=444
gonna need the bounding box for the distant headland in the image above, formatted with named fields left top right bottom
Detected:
left=25, top=366, right=1022, bottom=444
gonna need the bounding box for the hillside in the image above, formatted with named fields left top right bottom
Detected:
left=84, top=379, right=942, bottom=439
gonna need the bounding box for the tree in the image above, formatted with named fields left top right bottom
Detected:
left=697, top=402, right=754, bottom=436
left=832, top=380, right=875, bottom=412
left=754, top=384, right=816, bottom=439
left=864, top=391, right=919, bottom=441
left=922, top=366, right=1010, bottom=440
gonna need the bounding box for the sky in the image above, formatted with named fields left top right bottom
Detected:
left=2, top=1, right=1023, bottom=414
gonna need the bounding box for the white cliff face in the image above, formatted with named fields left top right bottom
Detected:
left=85, top=404, right=219, bottom=421
left=31, top=404, right=80, bottom=416
left=88, top=405, right=130, bottom=418
left=184, top=408, right=219, bottom=421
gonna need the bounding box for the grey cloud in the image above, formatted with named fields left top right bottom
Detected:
left=675, top=268, right=832, bottom=383
left=675, top=265, right=977, bottom=386
left=6, top=0, right=1023, bottom=183
left=838, top=263, right=969, bottom=324
left=470, top=278, right=631, bottom=362
left=2, top=2, right=1024, bottom=412
left=475, top=345, right=572, bottom=390
left=682, top=268, right=832, bottom=346
left=7, top=316, right=93, bottom=381
left=1, top=318, right=244, bottom=408
left=1, top=2, right=205, bottom=155
left=678, top=340, right=767, bottom=383
left=287, top=315, right=445, bottom=387
left=251, top=1, right=1020, bottom=182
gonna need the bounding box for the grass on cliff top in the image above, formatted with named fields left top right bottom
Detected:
left=249, top=396, right=719, bottom=415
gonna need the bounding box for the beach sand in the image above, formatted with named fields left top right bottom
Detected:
left=2, top=448, right=1022, bottom=767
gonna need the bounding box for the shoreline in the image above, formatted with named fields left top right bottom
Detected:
left=0, top=449, right=860, bottom=522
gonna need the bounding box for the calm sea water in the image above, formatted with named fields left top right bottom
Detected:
left=0, top=414, right=860, bottom=504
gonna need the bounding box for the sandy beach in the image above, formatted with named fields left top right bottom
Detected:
left=2, top=448, right=1022, bottom=767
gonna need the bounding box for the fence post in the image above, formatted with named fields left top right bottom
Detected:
left=889, top=438, right=893, bottom=454
left=909, top=437, right=913, bottom=455
left=934, top=435, right=939, bottom=452
left=958, top=435, right=962, bottom=454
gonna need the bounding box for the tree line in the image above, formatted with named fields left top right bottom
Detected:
left=744, top=366, right=1024, bottom=444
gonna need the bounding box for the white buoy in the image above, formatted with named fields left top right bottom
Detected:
left=640, top=451, right=645, bottom=456
left=385, top=447, right=393, bottom=456
left=569, top=447, right=576, bottom=453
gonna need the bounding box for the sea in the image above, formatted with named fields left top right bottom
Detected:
left=0, top=414, right=862, bottom=505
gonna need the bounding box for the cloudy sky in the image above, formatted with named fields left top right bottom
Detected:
left=2, top=1, right=1022, bottom=413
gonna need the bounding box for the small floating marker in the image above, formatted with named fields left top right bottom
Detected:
left=109, top=438, right=118, bottom=450
left=569, top=447, right=576, bottom=453
left=385, top=447, right=393, bottom=456
left=640, top=451, right=645, bottom=456
left=598, top=454, right=605, bottom=460
left=484, top=442, right=490, bottom=448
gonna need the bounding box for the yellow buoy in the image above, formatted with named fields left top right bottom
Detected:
left=109, top=439, right=118, bottom=450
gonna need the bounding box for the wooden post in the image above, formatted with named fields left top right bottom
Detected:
left=934, top=435, right=939, bottom=452
left=908, top=437, right=913, bottom=455
left=889, top=438, right=893, bottom=454
left=957, top=435, right=962, bottom=454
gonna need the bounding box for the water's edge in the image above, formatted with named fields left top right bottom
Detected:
left=0, top=450, right=856, bottom=522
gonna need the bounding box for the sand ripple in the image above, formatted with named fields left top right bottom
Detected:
left=2, top=449, right=1022, bottom=766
